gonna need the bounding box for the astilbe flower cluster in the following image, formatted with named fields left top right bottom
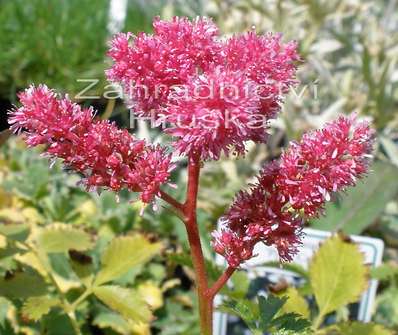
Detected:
left=106, top=17, right=222, bottom=116
left=8, top=85, right=173, bottom=204
left=212, top=116, right=375, bottom=268
left=8, top=16, right=375, bottom=271
left=106, top=16, right=299, bottom=160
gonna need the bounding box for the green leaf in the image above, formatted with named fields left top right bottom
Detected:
left=309, top=235, right=368, bottom=319
left=219, top=298, right=259, bottom=332
left=311, top=161, right=398, bottom=234
left=0, top=271, right=47, bottom=298
left=68, top=250, right=94, bottom=287
left=0, top=223, right=30, bottom=242
left=324, top=322, right=393, bottom=335
left=278, top=287, right=310, bottom=319
left=93, top=285, right=152, bottom=324
left=93, top=311, right=132, bottom=334
left=36, top=223, right=93, bottom=253
left=95, top=235, right=162, bottom=286
left=22, top=296, right=60, bottom=321
left=271, top=313, right=311, bottom=332
left=0, top=240, right=24, bottom=259
left=47, top=253, right=81, bottom=292
left=258, top=295, right=287, bottom=329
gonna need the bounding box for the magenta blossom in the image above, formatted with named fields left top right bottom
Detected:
left=225, top=32, right=300, bottom=118
left=106, top=16, right=222, bottom=117
left=163, top=67, right=263, bottom=160
left=212, top=116, right=375, bottom=268
left=8, top=85, right=173, bottom=204
left=107, top=18, right=299, bottom=160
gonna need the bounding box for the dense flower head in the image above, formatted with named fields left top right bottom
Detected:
left=8, top=85, right=173, bottom=204
left=212, top=116, right=375, bottom=268
left=106, top=16, right=222, bottom=117
left=225, top=32, right=300, bottom=118
left=107, top=17, right=299, bottom=160
left=163, top=67, right=264, bottom=159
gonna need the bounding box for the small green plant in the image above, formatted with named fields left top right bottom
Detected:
left=220, top=234, right=393, bottom=334
left=0, top=216, right=161, bottom=334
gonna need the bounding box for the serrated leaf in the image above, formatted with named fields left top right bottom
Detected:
left=93, top=311, right=132, bottom=334
left=219, top=298, right=259, bottom=332
left=15, top=251, right=48, bottom=277
left=0, top=271, right=47, bottom=298
left=137, top=281, right=163, bottom=310
left=22, top=296, right=60, bottom=321
left=36, top=223, right=93, bottom=253
left=278, top=287, right=310, bottom=319
left=311, top=161, right=398, bottom=234
left=258, top=295, right=287, bottom=329
left=323, top=322, right=393, bottom=335
left=93, top=285, right=152, bottom=324
left=94, top=236, right=161, bottom=286
left=309, top=235, right=368, bottom=319
left=271, top=312, right=311, bottom=332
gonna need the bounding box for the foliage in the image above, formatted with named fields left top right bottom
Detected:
left=0, top=139, right=195, bottom=334
left=0, top=0, right=109, bottom=100
left=219, top=235, right=394, bottom=334
left=0, top=218, right=160, bottom=333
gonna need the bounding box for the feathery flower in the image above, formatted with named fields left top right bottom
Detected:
left=8, top=85, right=173, bottom=203
left=106, top=17, right=299, bottom=161
left=163, top=67, right=264, bottom=160
left=213, top=116, right=375, bottom=267
left=106, top=17, right=222, bottom=117
left=225, top=32, right=299, bottom=119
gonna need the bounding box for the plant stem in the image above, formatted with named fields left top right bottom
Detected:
left=207, top=266, right=235, bottom=300
left=67, top=311, right=83, bottom=335
left=162, top=155, right=235, bottom=334
left=159, top=189, right=185, bottom=213
left=183, top=154, right=213, bottom=335
left=20, top=242, right=83, bottom=335
left=71, top=288, right=92, bottom=311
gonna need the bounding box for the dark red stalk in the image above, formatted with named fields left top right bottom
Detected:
left=182, top=154, right=212, bottom=334
left=159, top=153, right=236, bottom=335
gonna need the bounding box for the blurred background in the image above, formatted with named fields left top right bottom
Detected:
left=0, top=0, right=397, bottom=334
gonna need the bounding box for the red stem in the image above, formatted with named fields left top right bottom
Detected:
left=207, top=266, right=235, bottom=300
left=183, top=154, right=213, bottom=335
left=159, top=190, right=184, bottom=213
left=161, top=154, right=235, bottom=335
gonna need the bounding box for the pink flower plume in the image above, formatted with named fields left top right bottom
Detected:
left=212, top=116, right=375, bottom=267
left=8, top=85, right=173, bottom=203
